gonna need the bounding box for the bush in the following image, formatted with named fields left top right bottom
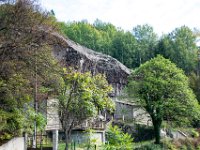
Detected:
left=0, top=132, right=12, bottom=141
left=112, top=121, right=155, bottom=142
left=191, top=129, right=199, bottom=138
left=162, top=139, right=177, bottom=150
left=134, top=143, right=163, bottom=150
left=105, top=125, right=133, bottom=150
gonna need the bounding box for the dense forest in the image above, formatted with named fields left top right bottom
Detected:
left=1, top=0, right=200, bottom=150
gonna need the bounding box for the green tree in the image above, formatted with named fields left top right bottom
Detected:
left=112, top=31, right=136, bottom=67
left=156, top=26, right=198, bottom=74
left=189, top=72, right=200, bottom=103
left=59, top=21, right=100, bottom=50
left=127, top=55, right=200, bottom=144
left=0, top=0, right=60, bottom=145
left=59, top=20, right=140, bottom=66
left=58, top=69, right=114, bottom=150
left=132, top=24, right=158, bottom=67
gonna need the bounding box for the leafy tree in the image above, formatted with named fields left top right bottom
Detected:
left=59, top=21, right=100, bottom=50
left=126, top=55, right=200, bottom=144
left=60, top=21, right=160, bottom=69
left=59, top=20, right=136, bottom=65
left=132, top=24, right=158, bottom=67
left=156, top=26, right=198, bottom=74
left=112, top=31, right=136, bottom=67
left=0, top=0, right=60, bottom=145
left=58, top=69, right=114, bottom=150
left=0, top=75, right=46, bottom=139
left=189, top=72, right=200, bottom=103
left=105, top=125, right=133, bottom=150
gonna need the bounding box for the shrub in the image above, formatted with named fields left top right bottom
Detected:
left=105, top=125, right=133, bottom=150
left=0, top=132, right=12, bottom=141
left=162, top=139, right=177, bottom=150
left=134, top=143, right=163, bottom=150
left=191, top=129, right=199, bottom=138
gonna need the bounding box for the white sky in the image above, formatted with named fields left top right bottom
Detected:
left=40, top=0, right=200, bottom=35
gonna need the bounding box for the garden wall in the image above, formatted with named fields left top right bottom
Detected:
left=0, top=137, right=25, bottom=150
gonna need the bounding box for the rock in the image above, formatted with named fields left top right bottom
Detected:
left=166, top=129, right=187, bottom=139
left=160, top=129, right=167, bottom=137
left=50, top=32, right=131, bottom=96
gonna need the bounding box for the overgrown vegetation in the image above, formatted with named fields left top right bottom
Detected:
left=59, top=21, right=199, bottom=73
left=105, top=125, right=133, bottom=150
left=0, top=0, right=60, bottom=144
left=1, top=0, right=200, bottom=149
left=58, top=69, right=115, bottom=150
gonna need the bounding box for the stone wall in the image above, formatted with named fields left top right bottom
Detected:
left=113, top=99, right=151, bottom=125
left=0, top=137, right=25, bottom=150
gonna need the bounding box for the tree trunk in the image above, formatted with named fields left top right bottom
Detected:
left=65, top=131, right=69, bottom=150
left=152, top=118, right=162, bottom=144
left=65, top=129, right=72, bottom=150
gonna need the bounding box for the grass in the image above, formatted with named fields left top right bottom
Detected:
left=58, top=142, right=86, bottom=150
left=134, top=140, right=154, bottom=148
left=58, top=142, right=105, bottom=150
left=58, top=143, right=65, bottom=150
left=57, top=140, right=154, bottom=150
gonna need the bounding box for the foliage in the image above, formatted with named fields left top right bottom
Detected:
left=189, top=72, right=200, bottom=103
left=172, top=138, right=200, bottom=150
left=0, top=74, right=31, bottom=139
left=156, top=26, right=198, bottom=74
left=60, top=20, right=199, bottom=77
left=0, top=0, right=199, bottom=148
left=190, top=129, right=199, bottom=138
left=0, top=0, right=61, bottom=140
left=133, top=124, right=155, bottom=142
left=0, top=104, right=46, bottom=141
left=132, top=24, right=158, bottom=67
left=126, top=55, right=200, bottom=144
left=23, top=106, right=47, bottom=133
left=58, top=69, right=114, bottom=121
left=105, top=125, right=133, bottom=150
left=82, top=129, right=99, bottom=149
left=59, top=20, right=162, bottom=69
left=134, top=143, right=163, bottom=150
left=58, top=69, right=115, bottom=149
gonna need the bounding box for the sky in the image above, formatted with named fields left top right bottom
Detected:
left=40, top=0, right=200, bottom=35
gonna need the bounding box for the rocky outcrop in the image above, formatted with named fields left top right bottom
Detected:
left=50, top=33, right=131, bottom=96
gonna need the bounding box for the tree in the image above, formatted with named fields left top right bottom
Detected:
left=156, top=26, right=198, bottom=74
left=189, top=72, right=200, bottom=103
left=59, top=20, right=139, bottom=66
left=58, top=69, right=114, bottom=150
left=0, top=0, right=60, bottom=147
left=132, top=24, right=158, bottom=67
left=126, top=55, right=200, bottom=144
left=112, top=30, right=136, bottom=67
